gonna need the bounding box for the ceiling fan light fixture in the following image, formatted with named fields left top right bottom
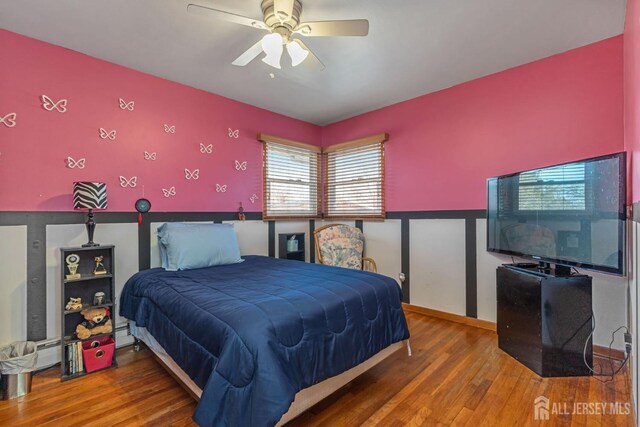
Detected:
left=286, top=40, right=309, bottom=67
left=261, top=33, right=284, bottom=69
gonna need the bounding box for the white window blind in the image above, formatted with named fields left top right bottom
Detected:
left=518, top=163, right=586, bottom=211
left=263, top=139, right=320, bottom=218
left=325, top=140, right=385, bottom=218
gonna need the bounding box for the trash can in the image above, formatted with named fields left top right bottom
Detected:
left=0, top=341, right=38, bottom=400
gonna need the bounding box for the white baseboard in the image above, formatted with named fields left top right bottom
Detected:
left=34, top=323, right=133, bottom=371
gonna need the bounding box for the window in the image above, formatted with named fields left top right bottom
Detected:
left=517, top=163, right=587, bottom=211
left=324, top=134, right=387, bottom=219
left=260, top=134, right=320, bottom=219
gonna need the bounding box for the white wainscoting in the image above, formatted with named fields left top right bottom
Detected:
left=475, top=219, right=509, bottom=323
left=223, top=220, right=269, bottom=256
left=589, top=270, right=627, bottom=349
left=46, top=223, right=139, bottom=339
left=363, top=220, right=402, bottom=285
left=629, top=220, right=638, bottom=414
left=0, top=226, right=27, bottom=344
left=409, top=219, right=467, bottom=316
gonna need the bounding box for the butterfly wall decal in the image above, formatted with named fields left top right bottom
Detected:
left=119, top=176, right=137, bottom=188
left=249, top=194, right=259, bottom=204
left=164, top=124, right=176, bottom=134
left=200, top=143, right=213, bottom=154
left=41, top=95, right=67, bottom=113
left=144, top=151, right=157, bottom=160
left=99, top=128, right=117, bottom=140
left=66, top=157, right=86, bottom=169
left=184, top=168, right=200, bottom=180
left=228, top=128, right=239, bottom=139
left=216, top=184, right=227, bottom=193
left=0, top=113, right=17, bottom=128
left=162, top=186, right=176, bottom=198
left=119, top=98, right=135, bottom=111
left=235, top=160, right=247, bottom=171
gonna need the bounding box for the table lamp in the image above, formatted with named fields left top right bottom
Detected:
left=73, top=182, right=107, bottom=247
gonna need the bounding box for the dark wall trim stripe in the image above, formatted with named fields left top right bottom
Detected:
left=465, top=218, right=478, bottom=318
left=268, top=221, right=275, bottom=257
left=400, top=218, right=410, bottom=303
left=387, top=210, right=486, bottom=220
left=309, top=220, right=316, bottom=263
left=138, top=218, right=151, bottom=271
left=27, top=218, right=46, bottom=341
left=0, top=209, right=484, bottom=227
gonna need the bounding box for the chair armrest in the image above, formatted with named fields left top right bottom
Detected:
left=362, top=257, right=377, bottom=273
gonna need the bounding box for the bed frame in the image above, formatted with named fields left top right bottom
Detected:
left=132, top=325, right=407, bottom=425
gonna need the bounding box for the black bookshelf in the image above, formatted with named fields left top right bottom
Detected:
left=60, top=245, right=117, bottom=381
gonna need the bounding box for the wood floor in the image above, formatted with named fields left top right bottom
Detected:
left=0, top=312, right=634, bottom=426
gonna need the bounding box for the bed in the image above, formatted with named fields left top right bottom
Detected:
left=120, top=255, right=410, bottom=426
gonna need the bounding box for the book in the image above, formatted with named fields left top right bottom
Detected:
left=71, top=344, right=76, bottom=374
left=77, top=342, right=83, bottom=373
left=66, top=344, right=72, bottom=375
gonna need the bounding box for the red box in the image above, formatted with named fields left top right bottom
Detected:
left=82, top=336, right=115, bottom=373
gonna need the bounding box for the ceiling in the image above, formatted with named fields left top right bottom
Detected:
left=0, top=0, right=627, bottom=125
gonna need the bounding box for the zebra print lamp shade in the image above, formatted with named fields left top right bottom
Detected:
left=73, top=182, right=107, bottom=210
left=73, top=182, right=107, bottom=247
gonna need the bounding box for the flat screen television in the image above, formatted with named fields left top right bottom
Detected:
left=486, top=152, right=626, bottom=275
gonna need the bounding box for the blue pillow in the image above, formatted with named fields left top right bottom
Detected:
left=157, top=223, right=243, bottom=271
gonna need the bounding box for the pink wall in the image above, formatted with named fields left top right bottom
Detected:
left=0, top=30, right=624, bottom=213
left=625, top=0, right=640, bottom=203
left=323, top=36, right=624, bottom=211
left=0, top=30, right=321, bottom=212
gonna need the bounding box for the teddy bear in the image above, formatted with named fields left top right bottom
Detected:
left=76, top=307, right=112, bottom=340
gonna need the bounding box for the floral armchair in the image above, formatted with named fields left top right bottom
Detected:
left=313, top=224, right=377, bottom=272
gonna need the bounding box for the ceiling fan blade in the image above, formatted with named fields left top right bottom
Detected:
left=187, top=4, right=267, bottom=30
left=293, top=39, right=325, bottom=71
left=232, top=39, right=265, bottom=66
left=273, top=0, right=295, bottom=20
left=295, top=19, right=369, bottom=37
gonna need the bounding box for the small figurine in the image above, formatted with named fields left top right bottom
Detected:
left=93, top=291, right=106, bottom=306
left=238, top=202, right=246, bottom=221
left=65, top=297, right=83, bottom=311
left=65, top=253, right=81, bottom=279
left=93, top=256, right=107, bottom=275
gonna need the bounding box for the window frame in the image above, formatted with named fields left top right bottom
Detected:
left=259, top=133, right=321, bottom=220
left=323, top=133, right=388, bottom=220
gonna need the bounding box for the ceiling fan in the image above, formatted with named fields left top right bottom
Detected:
left=187, top=0, right=369, bottom=70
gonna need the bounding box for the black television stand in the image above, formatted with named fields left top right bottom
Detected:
left=497, top=264, right=592, bottom=377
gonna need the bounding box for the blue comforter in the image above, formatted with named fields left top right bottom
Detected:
left=120, top=256, right=409, bottom=426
